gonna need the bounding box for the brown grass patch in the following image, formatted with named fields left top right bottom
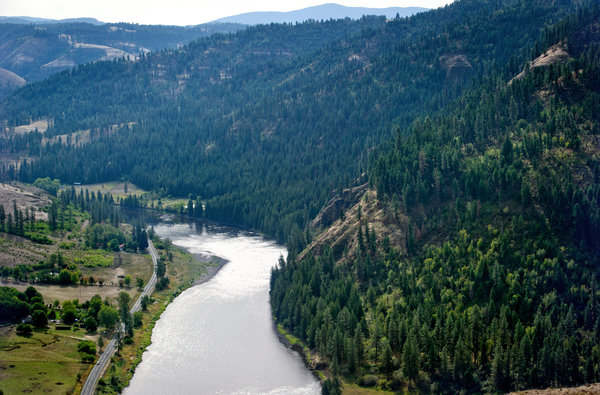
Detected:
left=0, top=182, right=51, bottom=221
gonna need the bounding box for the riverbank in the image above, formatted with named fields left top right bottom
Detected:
left=274, top=323, right=326, bottom=382
left=191, top=253, right=228, bottom=286
left=93, top=243, right=226, bottom=394
left=274, top=323, right=396, bottom=394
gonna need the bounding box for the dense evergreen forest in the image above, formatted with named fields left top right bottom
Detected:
left=271, top=4, right=600, bottom=392
left=0, top=0, right=583, bottom=242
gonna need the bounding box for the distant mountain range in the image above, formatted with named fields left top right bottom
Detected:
left=213, top=3, right=428, bottom=25
left=0, top=16, right=104, bottom=25
left=1, top=3, right=429, bottom=28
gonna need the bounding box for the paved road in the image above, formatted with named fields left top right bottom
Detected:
left=81, top=240, right=159, bottom=395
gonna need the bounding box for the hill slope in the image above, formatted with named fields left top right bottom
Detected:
left=271, top=6, right=600, bottom=392
left=0, top=21, right=244, bottom=96
left=0, top=66, right=25, bottom=97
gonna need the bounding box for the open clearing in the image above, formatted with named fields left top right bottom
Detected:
left=4, top=119, right=49, bottom=135
left=71, top=181, right=189, bottom=208
left=0, top=279, right=139, bottom=304
left=0, top=235, right=48, bottom=267
left=72, top=181, right=145, bottom=199
left=0, top=182, right=51, bottom=220
left=1, top=251, right=151, bottom=303
left=0, top=326, right=88, bottom=394
left=512, top=384, right=600, bottom=394
left=342, top=383, right=394, bottom=394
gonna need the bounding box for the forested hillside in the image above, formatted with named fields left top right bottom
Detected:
left=0, top=0, right=582, bottom=242
left=271, top=5, right=600, bottom=392
left=0, top=21, right=243, bottom=94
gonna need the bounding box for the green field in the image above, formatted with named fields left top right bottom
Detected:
left=0, top=326, right=89, bottom=394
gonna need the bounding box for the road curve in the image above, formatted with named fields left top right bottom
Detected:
left=81, top=240, right=159, bottom=395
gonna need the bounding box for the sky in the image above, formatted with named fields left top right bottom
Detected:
left=0, top=1, right=453, bottom=26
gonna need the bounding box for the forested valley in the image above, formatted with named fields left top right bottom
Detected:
left=0, top=0, right=582, bottom=242
left=1, top=0, right=599, bottom=393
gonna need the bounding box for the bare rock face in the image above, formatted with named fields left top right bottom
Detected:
left=439, top=53, right=472, bottom=79
left=311, top=183, right=367, bottom=230
left=303, top=187, right=407, bottom=263
left=510, top=43, right=571, bottom=84
left=530, top=44, right=570, bottom=68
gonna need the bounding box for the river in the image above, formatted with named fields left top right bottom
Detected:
left=124, top=217, right=320, bottom=394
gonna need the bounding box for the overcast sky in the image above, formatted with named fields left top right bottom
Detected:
left=0, top=1, right=453, bottom=26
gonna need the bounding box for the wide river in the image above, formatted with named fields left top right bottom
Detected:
left=124, top=218, right=320, bottom=394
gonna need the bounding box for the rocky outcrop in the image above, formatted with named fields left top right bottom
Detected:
left=439, top=53, right=472, bottom=79
left=311, top=183, right=367, bottom=231
left=510, top=43, right=570, bottom=84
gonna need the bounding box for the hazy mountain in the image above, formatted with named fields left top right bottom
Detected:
left=0, top=16, right=104, bottom=25
left=213, top=3, right=428, bottom=25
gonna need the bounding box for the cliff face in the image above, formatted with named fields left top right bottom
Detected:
left=302, top=186, right=407, bottom=262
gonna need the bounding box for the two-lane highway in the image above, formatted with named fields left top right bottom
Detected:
left=81, top=240, right=159, bottom=395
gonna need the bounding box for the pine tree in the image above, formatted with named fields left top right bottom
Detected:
left=187, top=197, right=194, bottom=217
left=0, top=204, right=5, bottom=232
left=402, top=332, right=420, bottom=383
left=49, top=202, right=58, bottom=231
left=6, top=213, right=13, bottom=234
left=380, top=339, right=394, bottom=375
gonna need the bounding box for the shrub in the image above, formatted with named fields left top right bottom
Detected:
left=16, top=323, right=33, bottom=335
left=77, top=340, right=96, bottom=355
left=81, top=353, right=95, bottom=363
left=133, top=311, right=143, bottom=328
left=26, top=233, right=53, bottom=245
left=359, top=375, right=378, bottom=387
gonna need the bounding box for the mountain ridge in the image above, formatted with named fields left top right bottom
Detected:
left=0, top=16, right=104, bottom=25
left=0, top=21, right=244, bottom=96
left=213, top=3, right=428, bottom=25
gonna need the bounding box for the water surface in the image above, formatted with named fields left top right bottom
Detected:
left=125, top=219, right=319, bottom=394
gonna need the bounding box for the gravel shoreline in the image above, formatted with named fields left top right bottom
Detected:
left=190, top=253, right=228, bottom=286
